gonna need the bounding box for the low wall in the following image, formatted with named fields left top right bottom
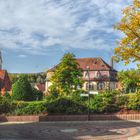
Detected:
left=0, top=114, right=140, bottom=122
left=40, top=114, right=140, bottom=121
left=0, top=116, right=39, bottom=122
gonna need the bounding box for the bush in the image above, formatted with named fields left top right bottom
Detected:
left=127, top=92, right=140, bottom=110
left=47, top=98, right=87, bottom=114
left=70, top=90, right=87, bottom=103
left=90, top=91, right=119, bottom=113
left=32, top=88, right=43, bottom=101
left=0, top=97, right=14, bottom=114
left=0, top=89, right=139, bottom=115
left=116, top=94, right=128, bottom=109
left=12, top=75, right=35, bottom=101
left=13, top=101, right=47, bottom=115
left=44, top=92, right=59, bottom=103
left=4, top=92, right=11, bottom=99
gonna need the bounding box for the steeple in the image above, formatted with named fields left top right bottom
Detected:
left=0, top=51, right=2, bottom=69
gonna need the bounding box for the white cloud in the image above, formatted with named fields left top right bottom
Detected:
left=0, top=0, right=132, bottom=55
left=17, top=54, right=27, bottom=58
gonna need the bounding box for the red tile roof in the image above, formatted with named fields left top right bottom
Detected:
left=48, top=57, right=117, bottom=72
left=35, top=84, right=45, bottom=92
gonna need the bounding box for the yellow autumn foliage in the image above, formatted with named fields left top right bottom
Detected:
left=114, top=0, right=140, bottom=64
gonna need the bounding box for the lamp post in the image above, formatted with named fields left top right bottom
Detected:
left=86, top=66, right=90, bottom=121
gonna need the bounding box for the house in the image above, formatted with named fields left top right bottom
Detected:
left=0, top=70, right=12, bottom=95
left=45, top=57, right=118, bottom=92
left=0, top=51, right=12, bottom=95
left=34, top=83, right=45, bottom=94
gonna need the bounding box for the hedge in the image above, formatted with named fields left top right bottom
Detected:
left=0, top=91, right=140, bottom=115
left=13, top=101, right=47, bottom=115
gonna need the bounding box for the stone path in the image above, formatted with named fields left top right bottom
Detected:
left=0, top=121, right=139, bottom=140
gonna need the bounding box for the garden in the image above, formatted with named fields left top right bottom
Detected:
left=0, top=53, right=140, bottom=116
left=0, top=90, right=140, bottom=116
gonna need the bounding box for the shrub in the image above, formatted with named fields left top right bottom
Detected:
left=32, top=88, right=43, bottom=101
left=4, top=92, right=11, bottom=99
left=44, top=92, right=59, bottom=103
left=0, top=97, right=14, bottom=114
left=115, top=94, right=128, bottom=109
left=0, top=89, right=139, bottom=115
left=49, top=85, right=60, bottom=95
left=12, top=75, right=35, bottom=101
left=47, top=98, right=87, bottom=114
left=12, top=101, right=47, bottom=115
left=70, top=89, right=87, bottom=103
left=90, top=92, right=119, bottom=113
left=127, top=92, right=140, bottom=110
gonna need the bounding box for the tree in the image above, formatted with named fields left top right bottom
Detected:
left=50, top=53, right=83, bottom=95
left=9, top=73, right=19, bottom=84
left=32, top=88, right=43, bottom=101
left=114, top=0, right=140, bottom=65
left=12, top=75, right=35, bottom=101
left=117, top=69, right=140, bottom=93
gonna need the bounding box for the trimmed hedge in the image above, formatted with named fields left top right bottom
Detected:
left=47, top=98, right=87, bottom=115
left=0, top=97, right=14, bottom=114
left=0, top=91, right=140, bottom=115
left=13, top=101, right=47, bottom=115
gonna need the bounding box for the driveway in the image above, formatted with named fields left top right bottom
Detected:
left=0, top=121, right=140, bottom=140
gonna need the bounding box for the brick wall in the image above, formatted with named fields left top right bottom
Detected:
left=0, top=114, right=140, bottom=122
left=39, top=114, right=140, bottom=121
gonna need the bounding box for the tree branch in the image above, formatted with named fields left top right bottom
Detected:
left=125, top=24, right=140, bottom=39
left=131, top=53, right=140, bottom=61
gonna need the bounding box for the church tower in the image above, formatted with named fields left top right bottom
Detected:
left=0, top=51, right=2, bottom=69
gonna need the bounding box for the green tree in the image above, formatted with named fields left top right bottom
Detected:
left=9, top=73, right=19, bottom=84
left=50, top=53, right=83, bottom=95
left=117, top=69, right=140, bottom=93
left=32, top=88, right=43, bottom=100
left=12, top=75, right=35, bottom=101
left=114, top=0, right=140, bottom=65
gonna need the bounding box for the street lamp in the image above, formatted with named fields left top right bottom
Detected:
left=81, top=66, right=98, bottom=120
left=86, top=66, right=90, bottom=121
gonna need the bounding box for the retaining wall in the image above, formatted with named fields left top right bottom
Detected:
left=0, top=114, right=139, bottom=122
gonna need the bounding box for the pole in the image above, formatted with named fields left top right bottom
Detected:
left=87, top=66, right=90, bottom=121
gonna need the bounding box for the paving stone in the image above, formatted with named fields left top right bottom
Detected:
left=0, top=121, right=139, bottom=140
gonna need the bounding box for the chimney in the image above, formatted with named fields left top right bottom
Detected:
left=110, top=56, right=114, bottom=69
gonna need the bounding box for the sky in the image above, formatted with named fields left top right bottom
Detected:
left=0, top=0, right=137, bottom=73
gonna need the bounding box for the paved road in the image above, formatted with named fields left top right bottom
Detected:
left=0, top=121, right=140, bottom=140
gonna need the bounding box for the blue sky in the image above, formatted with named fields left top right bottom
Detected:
left=0, top=0, right=137, bottom=73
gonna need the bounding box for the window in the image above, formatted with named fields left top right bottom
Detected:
left=97, top=82, right=105, bottom=90
left=96, top=71, right=101, bottom=78
left=86, top=83, right=94, bottom=90
left=84, top=71, right=88, bottom=78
